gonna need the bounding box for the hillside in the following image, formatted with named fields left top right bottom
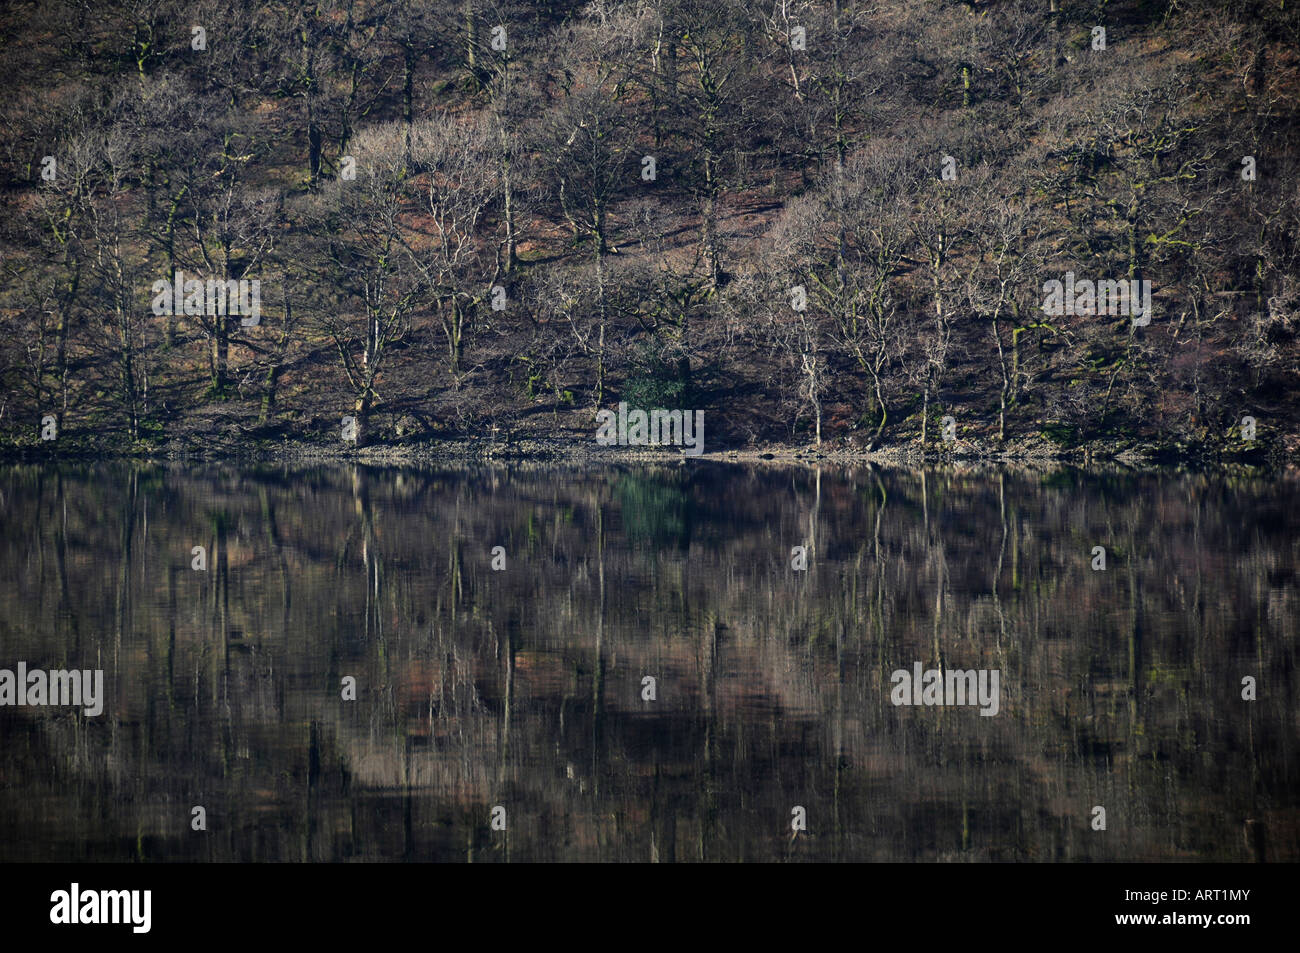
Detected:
left=1, top=0, right=1298, bottom=466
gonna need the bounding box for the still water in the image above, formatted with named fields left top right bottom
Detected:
left=0, top=462, right=1295, bottom=862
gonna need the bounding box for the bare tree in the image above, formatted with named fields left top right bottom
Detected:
left=770, top=142, right=915, bottom=448
left=958, top=178, right=1056, bottom=444
left=406, top=113, right=499, bottom=377
left=303, top=124, right=426, bottom=446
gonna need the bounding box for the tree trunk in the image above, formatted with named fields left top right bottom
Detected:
left=260, top=363, right=282, bottom=424
left=920, top=374, right=931, bottom=446
left=353, top=392, right=371, bottom=447
left=301, top=26, right=321, bottom=184
left=871, top=373, right=888, bottom=447
left=211, top=318, right=229, bottom=395
left=443, top=299, right=464, bottom=376
left=501, top=145, right=518, bottom=273
left=402, top=45, right=415, bottom=170
left=56, top=300, right=69, bottom=430
left=465, top=1, right=478, bottom=85
left=702, top=154, right=721, bottom=288
left=595, top=247, right=606, bottom=407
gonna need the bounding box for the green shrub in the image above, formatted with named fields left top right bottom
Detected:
left=622, top=340, right=692, bottom=410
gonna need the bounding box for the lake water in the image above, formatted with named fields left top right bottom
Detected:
left=0, top=462, right=1295, bottom=862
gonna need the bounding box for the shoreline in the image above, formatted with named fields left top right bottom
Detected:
left=0, top=434, right=1285, bottom=472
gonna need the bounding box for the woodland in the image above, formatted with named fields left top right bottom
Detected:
left=1, top=0, right=1297, bottom=463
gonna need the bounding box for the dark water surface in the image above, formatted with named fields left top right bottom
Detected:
left=0, top=462, right=1295, bottom=862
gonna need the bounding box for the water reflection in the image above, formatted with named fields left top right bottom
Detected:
left=0, top=462, right=1295, bottom=862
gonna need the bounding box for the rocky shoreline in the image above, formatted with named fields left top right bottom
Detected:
left=0, top=431, right=1285, bottom=471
